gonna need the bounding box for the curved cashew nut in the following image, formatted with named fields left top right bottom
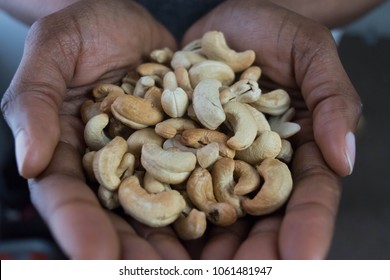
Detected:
left=174, top=67, right=193, bottom=98
left=235, top=131, right=282, bottom=165
left=189, top=60, right=235, bottom=88
left=92, top=84, right=124, bottom=102
left=242, top=158, right=293, bottom=216
left=220, top=79, right=261, bottom=104
left=111, top=94, right=164, bottom=129
left=98, top=185, right=120, bottom=210
left=126, top=127, right=164, bottom=162
left=118, top=176, right=186, bottom=227
left=150, top=47, right=173, bottom=64
left=192, top=79, right=225, bottom=130
left=100, top=89, right=125, bottom=113
left=243, top=104, right=271, bottom=135
left=239, top=66, right=262, bottom=82
left=143, top=171, right=171, bottom=194
left=223, top=101, right=258, bottom=150
left=141, top=143, right=197, bottom=184
left=250, top=89, right=291, bottom=116
left=196, top=142, right=220, bottom=169
left=93, top=136, right=132, bottom=191
left=163, top=135, right=198, bottom=154
left=82, top=151, right=96, bottom=182
left=155, top=118, right=198, bottom=139
left=80, top=100, right=102, bottom=124
left=173, top=208, right=207, bottom=240
left=268, top=107, right=301, bottom=138
left=186, top=167, right=237, bottom=226
left=84, top=113, right=111, bottom=151
left=233, top=159, right=261, bottom=196
left=201, top=31, right=255, bottom=72
left=161, top=71, right=189, bottom=118
left=211, top=158, right=246, bottom=217
left=179, top=128, right=236, bottom=159
left=136, top=62, right=171, bottom=78
left=133, top=76, right=155, bottom=97
left=171, top=50, right=207, bottom=70
left=277, top=139, right=293, bottom=163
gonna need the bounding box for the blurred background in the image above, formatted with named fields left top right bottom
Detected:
left=0, top=2, right=389, bottom=259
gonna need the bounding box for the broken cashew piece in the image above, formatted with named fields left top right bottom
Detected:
left=118, top=176, right=186, bottom=227
left=242, top=158, right=293, bottom=216
left=187, top=167, right=237, bottom=226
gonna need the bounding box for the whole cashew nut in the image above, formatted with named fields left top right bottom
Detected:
left=192, top=79, right=225, bottom=130
left=189, top=60, right=235, bottom=88
left=186, top=167, right=237, bottom=226
left=84, top=113, right=111, bottom=151
left=118, top=176, right=186, bottom=227
left=141, top=143, right=197, bottom=184
left=201, top=31, right=255, bottom=72
left=242, top=158, right=293, bottom=216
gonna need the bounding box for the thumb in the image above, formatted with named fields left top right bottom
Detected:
left=1, top=41, right=70, bottom=179
left=297, top=39, right=362, bottom=177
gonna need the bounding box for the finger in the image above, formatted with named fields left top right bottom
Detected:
left=200, top=219, right=252, bottom=259
left=129, top=220, right=191, bottom=259
left=29, top=139, right=120, bottom=259
left=233, top=216, right=282, bottom=259
left=279, top=142, right=341, bottom=259
left=107, top=213, right=163, bottom=259
left=1, top=21, right=77, bottom=178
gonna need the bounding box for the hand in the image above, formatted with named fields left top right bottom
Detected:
left=1, top=0, right=180, bottom=259
left=180, top=0, right=362, bottom=259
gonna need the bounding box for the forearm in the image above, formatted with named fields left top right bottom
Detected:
left=0, top=0, right=80, bottom=25
left=270, top=0, right=387, bottom=28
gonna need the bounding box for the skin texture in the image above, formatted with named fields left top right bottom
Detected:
left=1, top=0, right=364, bottom=259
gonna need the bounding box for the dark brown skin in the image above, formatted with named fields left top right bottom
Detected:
left=1, top=0, right=362, bottom=259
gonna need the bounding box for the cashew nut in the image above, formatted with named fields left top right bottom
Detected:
left=173, top=208, right=207, bottom=240
left=223, top=101, right=258, bottom=150
left=242, top=158, right=293, bottom=215
left=219, top=79, right=261, bottom=104
left=150, top=47, right=173, bottom=64
left=126, top=127, right=164, bottom=162
left=92, top=84, right=124, bottom=102
left=155, top=118, right=198, bottom=139
left=141, top=143, right=197, bottom=184
left=250, top=89, right=291, bottom=116
left=84, top=113, right=111, bottom=151
left=98, top=185, right=120, bottom=210
left=235, top=131, right=282, bottom=165
left=161, top=71, right=189, bottom=118
left=186, top=167, right=237, bottom=226
left=189, top=60, right=235, bottom=88
left=118, top=176, right=186, bottom=227
left=196, top=142, right=220, bottom=169
left=93, top=136, right=133, bottom=191
left=111, top=94, right=164, bottom=129
left=239, top=66, right=262, bottom=81
left=192, top=79, right=225, bottom=130
left=80, top=99, right=102, bottom=124
left=201, top=31, right=255, bottom=72
left=211, top=158, right=246, bottom=217
left=268, top=107, right=301, bottom=138
left=243, top=104, right=271, bottom=135
left=179, top=128, right=236, bottom=159
left=136, top=62, right=171, bottom=78
left=143, top=171, right=171, bottom=194
left=171, top=50, right=207, bottom=70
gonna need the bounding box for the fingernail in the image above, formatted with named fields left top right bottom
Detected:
left=15, top=129, right=28, bottom=175
left=345, top=132, right=356, bottom=175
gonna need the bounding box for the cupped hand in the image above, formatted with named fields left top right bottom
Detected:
left=1, top=0, right=185, bottom=259
left=180, top=0, right=362, bottom=259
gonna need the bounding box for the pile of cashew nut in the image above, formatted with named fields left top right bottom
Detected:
left=81, top=31, right=301, bottom=240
